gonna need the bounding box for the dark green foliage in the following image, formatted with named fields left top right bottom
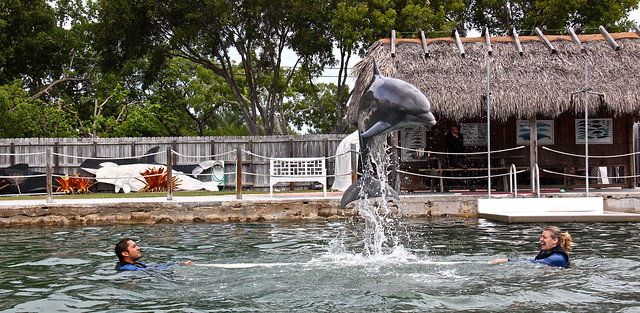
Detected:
left=0, top=0, right=637, bottom=138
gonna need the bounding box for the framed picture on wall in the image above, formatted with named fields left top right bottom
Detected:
left=400, top=126, right=427, bottom=161
left=460, top=123, right=487, bottom=146
left=575, top=118, right=613, bottom=144
left=516, top=120, right=554, bottom=145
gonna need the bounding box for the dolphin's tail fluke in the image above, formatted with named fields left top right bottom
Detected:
left=340, top=175, right=399, bottom=209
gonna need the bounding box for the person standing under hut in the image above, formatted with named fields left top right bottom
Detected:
left=490, top=226, right=573, bottom=268
left=445, top=124, right=466, bottom=168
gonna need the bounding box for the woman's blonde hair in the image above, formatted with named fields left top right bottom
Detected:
left=544, top=226, right=573, bottom=252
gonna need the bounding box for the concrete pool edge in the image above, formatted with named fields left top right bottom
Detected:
left=2, top=191, right=640, bottom=226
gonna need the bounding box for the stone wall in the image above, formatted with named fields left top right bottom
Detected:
left=2, top=192, right=639, bottom=226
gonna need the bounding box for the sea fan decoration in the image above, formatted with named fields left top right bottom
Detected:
left=55, top=174, right=96, bottom=194
left=136, top=167, right=181, bottom=192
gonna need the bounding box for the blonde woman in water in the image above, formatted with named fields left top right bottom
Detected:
left=491, top=226, right=572, bottom=268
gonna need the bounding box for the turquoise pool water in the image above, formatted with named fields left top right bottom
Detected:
left=1, top=219, right=639, bottom=312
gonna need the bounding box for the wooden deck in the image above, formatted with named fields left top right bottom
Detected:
left=477, top=197, right=640, bottom=223
left=479, top=211, right=640, bottom=223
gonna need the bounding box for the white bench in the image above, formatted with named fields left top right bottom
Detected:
left=269, top=157, right=327, bottom=197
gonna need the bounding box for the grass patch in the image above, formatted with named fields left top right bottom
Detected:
left=0, top=189, right=327, bottom=201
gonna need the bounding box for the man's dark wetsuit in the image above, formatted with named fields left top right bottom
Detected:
left=115, top=261, right=175, bottom=271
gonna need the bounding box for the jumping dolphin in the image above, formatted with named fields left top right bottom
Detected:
left=340, top=58, right=437, bottom=208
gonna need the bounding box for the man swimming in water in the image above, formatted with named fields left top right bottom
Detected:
left=114, top=238, right=193, bottom=271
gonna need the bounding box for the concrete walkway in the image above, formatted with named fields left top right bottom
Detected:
left=2, top=189, right=640, bottom=225
left=0, top=191, right=343, bottom=208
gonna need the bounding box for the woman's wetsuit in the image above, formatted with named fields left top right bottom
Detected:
left=509, top=245, right=569, bottom=268
left=531, top=245, right=569, bottom=268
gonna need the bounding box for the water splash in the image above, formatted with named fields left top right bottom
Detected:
left=334, top=136, right=408, bottom=260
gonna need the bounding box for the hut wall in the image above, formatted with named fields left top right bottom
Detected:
left=400, top=113, right=635, bottom=190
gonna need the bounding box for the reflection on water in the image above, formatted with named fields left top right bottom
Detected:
left=1, top=219, right=639, bottom=312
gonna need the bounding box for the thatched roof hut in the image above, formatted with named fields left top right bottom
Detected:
left=348, top=31, right=640, bottom=125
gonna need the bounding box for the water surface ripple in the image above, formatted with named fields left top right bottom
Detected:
left=1, top=219, right=639, bottom=312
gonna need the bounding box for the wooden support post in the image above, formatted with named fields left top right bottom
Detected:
left=171, top=140, right=178, bottom=165
left=627, top=114, right=636, bottom=188
left=419, top=30, right=429, bottom=58
left=53, top=141, right=60, bottom=174
left=130, top=142, right=136, bottom=159
left=46, top=149, right=53, bottom=203
left=567, top=27, right=586, bottom=53
left=289, top=138, right=295, bottom=191
left=483, top=27, right=493, bottom=55
left=9, top=143, right=15, bottom=165
left=633, top=23, right=640, bottom=37
left=599, top=25, right=620, bottom=51
left=391, top=30, right=396, bottom=57
left=166, top=149, right=173, bottom=200
left=534, top=27, right=556, bottom=54
left=389, top=131, right=400, bottom=193
left=512, top=27, right=523, bottom=56
left=350, top=143, right=358, bottom=184
left=236, top=145, right=242, bottom=200
left=528, top=117, right=538, bottom=191
left=453, top=29, right=465, bottom=57
left=248, top=139, right=253, bottom=191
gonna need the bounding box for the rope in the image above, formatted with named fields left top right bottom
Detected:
left=171, top=150, right=236, bottom=159
left=397, top=168, right=527, bottom=180
left=542, top=168, right=639, bottom=179
left=0, top=174, right=47, bottom=179
left=0, top=152, right=46, bottom=156
left=51, top=174, right=99, bottom=180
left=53, top=150, right=165, bottom=160
left=326, top=172, right=353, bottom=178
left=542, top=146, right=640, bottom=159
left=324, top=149, right=358, bottom=160
left=242, top=150, right=271, bottom=160
left=270, top=156, right=326, bottom=161
left=240, top=171, right=269, bottom=178
left=49, top=170, right=191, bottom=180
left=242, top=149, right=332, bottom=162
left=395, top=145, right=525, bottom=156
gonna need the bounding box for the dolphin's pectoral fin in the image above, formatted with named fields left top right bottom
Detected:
left=340, top=176, right=400, bottom=209
left=360, top=121, right=392, bottom=138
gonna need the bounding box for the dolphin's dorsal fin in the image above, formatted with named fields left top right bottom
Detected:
left=372, top=57, right=381, bottom=77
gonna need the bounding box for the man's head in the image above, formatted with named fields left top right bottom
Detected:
left=115, top=238, right=142, bottom=263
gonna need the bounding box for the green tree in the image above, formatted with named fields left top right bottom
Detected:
left=466, top=0, right=640, bottom=35
left=145, top=58, right=248, bottom=136
left=0, top=81, right=77, bottom=138
left=0, top=0, right=73, bottom=88
left=91, top=0, right=334, bottom=136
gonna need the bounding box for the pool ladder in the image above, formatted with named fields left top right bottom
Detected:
left=508, top=163, right=540, bottom=198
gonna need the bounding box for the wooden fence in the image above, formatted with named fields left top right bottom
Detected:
left=0, top=135, right=348, bottom=191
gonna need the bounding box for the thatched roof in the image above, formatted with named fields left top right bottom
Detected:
left=348, top=32, right=640, bottom=125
